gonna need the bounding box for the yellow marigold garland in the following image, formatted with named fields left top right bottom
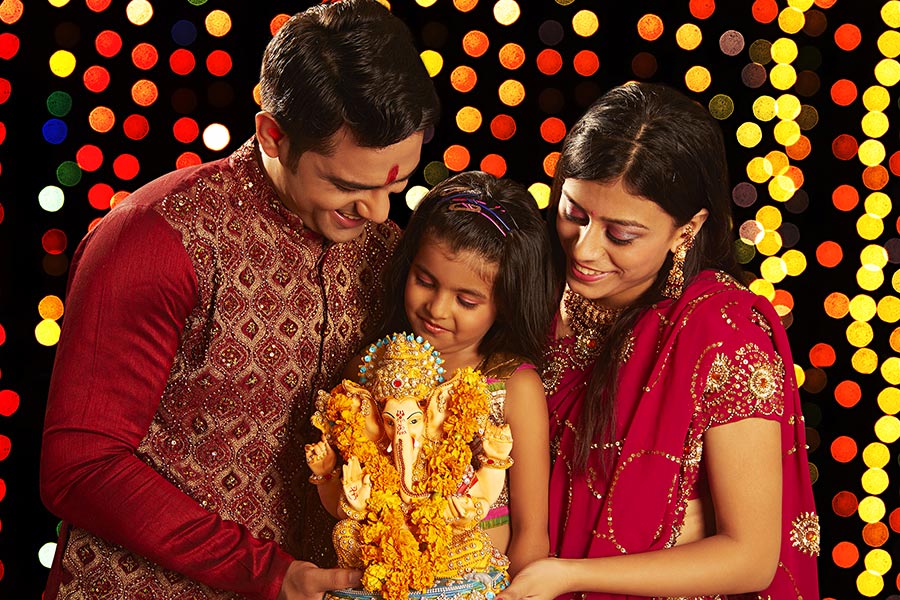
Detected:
left=316, top=366, right=491, bottom=600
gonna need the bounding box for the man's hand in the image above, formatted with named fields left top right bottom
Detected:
left=278, top=561, right=362, bottom=600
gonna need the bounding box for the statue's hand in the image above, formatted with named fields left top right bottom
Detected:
left=341, top=456, right=372, bottom=512
left=305, top=439, right=337, bottom=476
left=481, top=423, right=513, bottom=460
left=444, top=494, right=485, bottom=530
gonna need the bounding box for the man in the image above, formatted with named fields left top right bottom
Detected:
left=39, top=2, right=439, bottom=598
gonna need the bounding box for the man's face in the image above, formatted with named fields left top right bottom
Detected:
left=273, top=128, right=423, bottom=243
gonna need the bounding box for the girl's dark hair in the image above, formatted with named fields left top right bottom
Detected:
left=375, top=171, right=557, bottom=366
left=259, top=0, right=440, bottom=170
left=548, top=82, right=743, bottom=470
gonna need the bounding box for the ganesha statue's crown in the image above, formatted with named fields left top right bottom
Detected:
left=358, top=332, right=446, bottom=401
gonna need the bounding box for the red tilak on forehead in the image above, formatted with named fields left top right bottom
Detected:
left=384, top=164, right=399, bottom=185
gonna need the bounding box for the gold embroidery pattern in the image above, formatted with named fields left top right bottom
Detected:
left=703, top=342, right=785, bottom=426
left=790, top=511, right=820, bottom=556
left=704, top=353, right=731, bottom=395
left=57, top=139, right=400, bottom=598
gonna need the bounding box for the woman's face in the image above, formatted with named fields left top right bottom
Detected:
left=556, top=178, right=688, bottom=308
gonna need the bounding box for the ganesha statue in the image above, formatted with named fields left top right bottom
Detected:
left=306, top=333, right=513, bottom=600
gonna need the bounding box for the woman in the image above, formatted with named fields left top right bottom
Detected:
left=499, top=82, right=819, bottom=599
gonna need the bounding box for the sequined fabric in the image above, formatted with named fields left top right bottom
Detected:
left=52, top=138, right=400, bottom=598
left=543, top=270, right=819, bottom=600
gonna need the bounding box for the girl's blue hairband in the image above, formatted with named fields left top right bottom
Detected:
left=441, top=193, right=518, bottom=237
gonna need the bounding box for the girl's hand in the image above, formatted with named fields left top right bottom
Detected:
left=498, top=558, right=572, bottom=600
left=305, top=438, right=337, bottom=476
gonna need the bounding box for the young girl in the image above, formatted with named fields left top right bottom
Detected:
left=308, top=171, right=557, bottom=575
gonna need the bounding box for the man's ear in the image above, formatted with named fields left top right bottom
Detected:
left=255, top=111, right=285, bottom=159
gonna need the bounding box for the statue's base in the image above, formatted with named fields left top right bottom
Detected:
left=325, top=568, right=509, bottom=600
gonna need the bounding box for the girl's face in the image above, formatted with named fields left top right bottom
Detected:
left=557, top=178, right=690, bottom=308
left=404, top=237, right=498, bottom=370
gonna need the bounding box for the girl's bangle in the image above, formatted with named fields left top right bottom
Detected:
left=309, top=468, right=340, bottom=485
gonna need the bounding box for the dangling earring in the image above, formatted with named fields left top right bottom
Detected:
left=664, top=225, right=694, bottom=299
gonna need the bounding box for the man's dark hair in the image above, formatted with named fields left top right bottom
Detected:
left=259, top=0, right=441, bottom=169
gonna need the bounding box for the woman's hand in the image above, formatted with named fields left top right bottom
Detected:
left=498, top=558, right=572, bottom=600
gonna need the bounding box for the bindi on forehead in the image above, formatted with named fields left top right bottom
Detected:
left=384, top=164, right=399, bottom=185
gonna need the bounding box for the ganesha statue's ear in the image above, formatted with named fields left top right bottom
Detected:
left=341, top=379, right=383, bottom=443
left=424, top=376, right=456, bottom=441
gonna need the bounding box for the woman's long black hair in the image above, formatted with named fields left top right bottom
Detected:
left=549, top=82, right=744, bottom=470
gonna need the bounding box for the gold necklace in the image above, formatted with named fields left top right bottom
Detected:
left=562, top=286, right=622, bottom=361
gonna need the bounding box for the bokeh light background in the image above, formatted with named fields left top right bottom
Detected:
left=1, top=0, right=898, bottom=596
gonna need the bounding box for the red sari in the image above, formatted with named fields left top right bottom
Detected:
left=542, top=271, right=819, bottom=600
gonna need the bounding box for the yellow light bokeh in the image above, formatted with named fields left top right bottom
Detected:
left=572, top=9, right=599, bottom=36
left=205, top=9, right=232, bottom=37
left=736, top=122, right=763, bottom=148
left=774, top=119, right=802, bottom=146
left=882, top=356, right=900, bottom=385
left=862, top=111, right=890, bottom=138
left=783, top=249, right=807, bottom=276
left=125, top=0, right=153, bottom=26
left=875, top=415, right=900, bottom=443
left=858, top=139, right=887, bottom=167
left=455, top=106, right=482, bottom=132
left=771, top=37, right=799, bottom=63
left=756, top=205, right=783, bottom=230
left=684, top=65, right=712, bottom=92
left=877, top=30, right=900, bottom=58
left=861, top=468, right=889, bottom=494
left=420, top=50, right=444, bottom=76
left=878, top=387, right=900, bottom=415
left=847, top=320, right=875, bottom=348
left=35, top=319, right=61, bottom=347
left=757, top=230, right=784, bottom=256
left=770, top=63, right=798, bottom=90
left=852, top=348, right=879, bottom=374
left=528, top=182, right=551, bottom=209
left=877, top=296, right=900, bottom=322
left=748, top=278, right=775, bottom=300
left=857, top=266, right=885, bottom=292
left=883, top=1, right=900, bottom=28
left=493, top=0, right=521, bottom=25
left=405, top=185, right=429, bottom=210
left=865, top=192, right=892, bottom=218
left=49, top=50, right=76, bottom=78
left=777, top=7, right=805, bottom=35
left=863, top=442, right=890, bottom=468
left=775, top=93, right=801, bottom=119
left=747, top=157, right=774, bottom=183
left=856, top=570, right=884, bottom=598
left=863, top=85, right=891, bottom=111
left=760, top=256, right=788, bottom=283
left=675, top=23, right=702, bottom=50
left=752, top=96, right=777, bottom=122
left=850, top=294, right=878, bottom=321
left=861, top=245, right=889, bottom=269
left=864, top=548, right=893, bottom=576
left=857, top=214, right=885, bottom=241
left=874, top=58, right=900, bottom=86
left=498, top=79, right=525, bottom=106
left=858, top=495, right=887, bottom=523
